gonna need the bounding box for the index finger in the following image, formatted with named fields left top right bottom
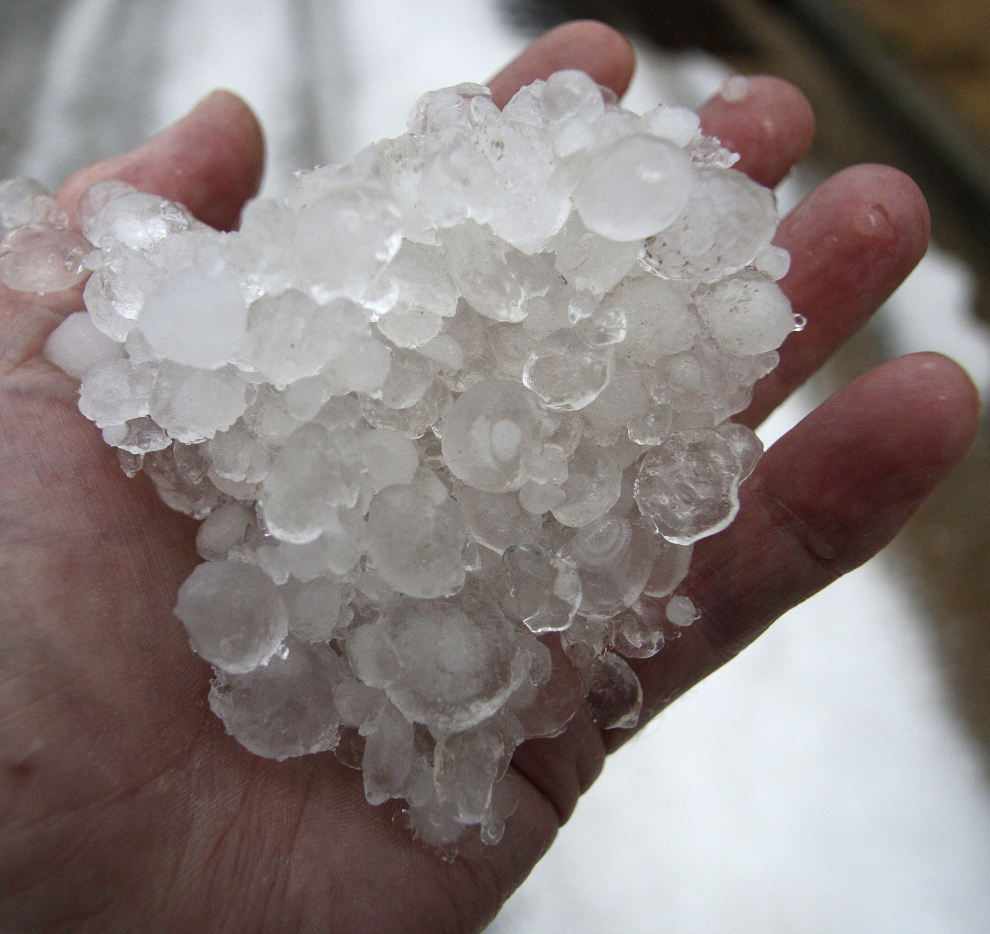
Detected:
left=55, top=90, right=265, bottom=232
left=488, top=20, right=635, bottom=108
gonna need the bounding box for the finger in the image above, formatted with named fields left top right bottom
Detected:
left=511, top=707, right=605, bottom=825
left=55, top=90, right=265, bottom=232
left=607, top=352, right=979, bottom=750
left=488, top=20, right=635, bottom=108
left=740, top=164, right=931, bottom=428
left=698, top=76, right=815, bottom=189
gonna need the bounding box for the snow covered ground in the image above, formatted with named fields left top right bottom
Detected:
left=9, top=0, right=990, bottom=929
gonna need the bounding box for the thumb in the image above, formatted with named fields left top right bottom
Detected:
left=55, top=90, right=265, bottom=232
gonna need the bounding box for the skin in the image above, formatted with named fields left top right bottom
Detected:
left=0, top=19, right=979, bottom=934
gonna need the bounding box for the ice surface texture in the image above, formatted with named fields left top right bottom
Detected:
left=10, top=70, right=797, bottom=854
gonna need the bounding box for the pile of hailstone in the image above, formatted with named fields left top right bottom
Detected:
left=2, top=71, right=797, bottom=851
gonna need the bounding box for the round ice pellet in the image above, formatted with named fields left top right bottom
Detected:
left=573, top=135, right=695, bottom=241
left=175, top=560, right=289, bottom=674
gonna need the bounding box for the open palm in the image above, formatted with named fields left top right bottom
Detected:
left=0, top=22, right=978, bottom=934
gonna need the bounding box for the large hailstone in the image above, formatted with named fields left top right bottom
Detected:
left=347, top=594, right=528, bottom=737
left=573, top=136, right=695, bottom=241
left=175, top=561, right=288, bottom=673
left=440, top=380, right=546, bottom=492
left=209, top=638, right=345, bottom=759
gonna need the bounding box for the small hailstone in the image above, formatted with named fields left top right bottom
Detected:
left=357, top=428, right=419, bottom=491
left=523, top=443, right=568, bottom=485
left=379, top=349, right=432, bottom=409
left=548, top=213, right=640, bottom=295
left=196, top=502, right=253, bottom=560
left=247, top=289, right=325, bottom=385
left=518, top=480, right=566, bottom=515
left=605, top=274, right=700, bottom=365
left=335, top=678, right=388, bottom=731
left=434, top=720, right=511, bottom=823
left=666, top=594, right=700, bottom=627
left=362, top=702, right=415, bottom=805
left=260, top=423, right=363, bottom=544
left=583, top=652, right=643, bottom=729
left=292, top=179, right=402, bottom=302
left=419, top=333, right=464, bottom=371
left=641, top=166, right=777, bottom=282
left=28, top=71, right=796, bottom=853
left=209, top=421, right=269, bottom=483
left=0, top=176, right=52, bottom=231
left=209, top=638, right=344, bottom=759
left=309, top=508, right=368, bottom=575
left=503, top=544, right=581, bottom=633
left=611, top=600, right=665, bottom=659
left=453, top=484, right=544, bottom=553
left=145, top=443, right=224, bottom=519
left=279, top=537, right=341, bottom=584
left=82, top=248, right=156, bottom=341
left=644, top=539, right=694, bottom=598
left=634, top=428, right=749, bottom=544
left=139, top=265, right=247, bottom=369
left=574, top=136, right=695, bottom=242
left=560, top=515, right=653, bottom=619
left=552, top=442, right=622, bottom=527
left=348, top=594, right=525, bottom=737
left=149, top=363, right=249, bottom=443
left=0, top=224, right=92, bottom=292
left=580, top=362, right=651, bottom=445
left=83, top=191, right=194, bottom=251
left=541, top=69, right=608, bottom=126
left=77, top=358, right=157, bottom=428
left=77, top=180, right=138, bottom=228
left=44, top=311, right=123, bottom=380
left=175, top=560, right=288, bottom=673
left=102, top=416, right=171, bottom=455
left=365, top=484, right=467, bottom=599
left=754, top=243, right=791, bottom=281
left=574, top=302, right=626, bottom=348
left=523, top=330, right=614, bottom=410
left=627, top=404, right=673, bottom=446
left=441, top=380, right=544, bottom=492
left=695, top=271, right=797, bottom=356
left=642, top=105, right=701, bottom=147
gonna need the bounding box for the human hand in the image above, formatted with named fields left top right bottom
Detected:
left=0, top=20, right=978, bottom=934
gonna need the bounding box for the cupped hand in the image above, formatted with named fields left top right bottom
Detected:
left=0, top=20, right=979, bottom=934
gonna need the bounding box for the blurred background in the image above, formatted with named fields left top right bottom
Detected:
left=2, top=0, right=988, bottom=930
